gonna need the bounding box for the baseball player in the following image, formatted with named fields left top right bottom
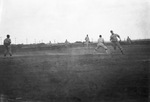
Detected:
left=85, top=34, right=90, bottom=48
left=95, top=35, right=108, bottom=54
left=4, top=34, right=12, bottom=56
left=127, top=36, right=132, bottom=44
left=110, top=30, right=124, bottom=54
left=65, top=39, right=69, bottom=47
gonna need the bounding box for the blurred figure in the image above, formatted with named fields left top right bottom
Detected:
left=85, top=34, right=90, bottom=48
left=49, top=41, right=51, bottom=45
left=95, top=35, right=108, bottom=54
left=110, top=30, right=124, bottom=54
left=127, top=36, right=132, bottom=44
left=65, top=39, right=69, bottom=47
left=3, top=34, right=12, bottom=56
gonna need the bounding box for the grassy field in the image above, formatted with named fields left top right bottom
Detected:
left=0, top=44, right=149, bottom=102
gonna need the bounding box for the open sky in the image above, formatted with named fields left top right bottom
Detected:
left=0, top=0, right=149, bottom=44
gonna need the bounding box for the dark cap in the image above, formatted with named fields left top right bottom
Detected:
left=7, top=34, right=10, bottom=38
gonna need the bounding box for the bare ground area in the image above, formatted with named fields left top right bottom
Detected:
left=0, top=45, right=149, bottom=102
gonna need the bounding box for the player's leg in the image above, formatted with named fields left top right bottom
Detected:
left=85, top=41, right=88, bottom=48
left=112, top=42, right=116, bottom=50
left=87, top=42, right=89, bottom=48
left=87, top=41, right=89, bottom=48
left=129, top=39, right=132, bottom=44
left=95, top=44, right=100, bottom=51
left=4, top=46, right=8, bottom=56
left=116, top=42, right=124, bottom=54
left=101, top=44, right=108, bottom=54
left=8, top=46, right=12, bottom=56
left=104, top=46, right=108, bottom=54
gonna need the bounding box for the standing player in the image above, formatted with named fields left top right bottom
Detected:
left=95, top=35, right=108, bottom=54
left=4, top=34, right=12, bottom=56
left=110, top=30, right=124, bottom=54
left=85, top=34, right=90, bottom=48
left=127, top=36, right=132, bottom=44
left=65, top=39, right=69, bottom=47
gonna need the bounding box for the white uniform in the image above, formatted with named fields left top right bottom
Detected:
left=127, top=37, right=132, bottom=44
left=85, top=36, right=89, bottom=47
left=96, top=37, right=107, bottom=50
left=95, top=37, right=108, bottom=54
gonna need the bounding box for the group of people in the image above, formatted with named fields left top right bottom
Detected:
left=85, top=30, right=125, bottom=54
left=3, top=30, right=130, bottom=57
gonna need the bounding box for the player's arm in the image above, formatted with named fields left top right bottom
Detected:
left=110, top=36, right=112, bottom=42
left=103, top=39, right=105, bottom=44
left=85, top=37, right=87, bottom=41
left=3, top=40, right=5, bottom=45
left=97, top=39, right=99, bottom=43
left=9, top=39, right=11, bottom=44
left=117, top=34, right=121, bottom=41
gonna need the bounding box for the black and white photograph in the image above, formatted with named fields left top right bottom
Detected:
left=0, top=0, right=149, bottom=102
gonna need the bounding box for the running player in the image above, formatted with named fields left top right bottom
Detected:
left=95, top=35, right=108, bottom=54
left=110, top=30, right=124, bottom=54
left=85, top=34, right=90, bottom=48
left=4, top=34, right=12, bottom=56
